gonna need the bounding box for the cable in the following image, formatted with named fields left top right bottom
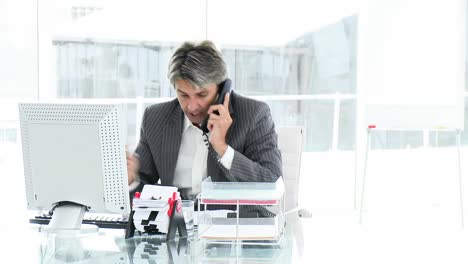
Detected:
left=203, top=132, right=230, bottom=176
left=48, top=201, right=90, bottom=216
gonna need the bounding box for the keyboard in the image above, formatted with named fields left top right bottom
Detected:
left=30, top=214, right=129, bottom=229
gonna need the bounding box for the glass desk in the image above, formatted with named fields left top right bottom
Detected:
left=22, top=216, right=304, bottom=263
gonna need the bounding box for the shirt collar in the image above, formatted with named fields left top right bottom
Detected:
left=183, top=114, right=198, bottom=134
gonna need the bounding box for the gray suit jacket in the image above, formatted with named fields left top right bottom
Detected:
left=133, top=92, right=282, bottom=198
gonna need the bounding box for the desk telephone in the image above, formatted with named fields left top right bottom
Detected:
left=200, top=78, right=232, bottom=134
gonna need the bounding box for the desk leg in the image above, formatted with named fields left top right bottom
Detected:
left=359, top=128, right=372, bottom=224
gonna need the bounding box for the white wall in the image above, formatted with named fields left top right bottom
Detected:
left=0, top=1, right=38, bottom=98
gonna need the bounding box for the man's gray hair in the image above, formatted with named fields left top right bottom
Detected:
left=168, top=40, right=227, bottom=89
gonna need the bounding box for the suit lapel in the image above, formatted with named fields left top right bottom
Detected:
left=159, top=105, right=183, bottom=185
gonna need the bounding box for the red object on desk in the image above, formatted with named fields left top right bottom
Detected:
left=134, top=192, right=141, bottom=199
left=167, top=192, right=179, bottom=217
left=167, top=198, right=173, bottom=217
left=368, top=125, right=376, bottom=129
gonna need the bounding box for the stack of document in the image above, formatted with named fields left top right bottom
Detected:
left=132, top=185, right=179, bottom=234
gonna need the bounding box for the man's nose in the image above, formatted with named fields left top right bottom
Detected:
left=187, top=99, right=200, bottom=112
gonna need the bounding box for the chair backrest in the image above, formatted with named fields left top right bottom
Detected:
left=277, top=126, right=304, bottom=212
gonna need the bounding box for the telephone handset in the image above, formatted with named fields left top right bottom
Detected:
left=200, top=78, right=232, bottom=134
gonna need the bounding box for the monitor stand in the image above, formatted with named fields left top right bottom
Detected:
left=44, top=203, right=98, bottom=234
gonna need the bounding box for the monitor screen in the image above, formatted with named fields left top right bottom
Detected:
left=19, top=102, right=130, bottom=231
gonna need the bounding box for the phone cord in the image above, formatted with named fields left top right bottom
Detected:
left=203, top=132, right=230, bottom=176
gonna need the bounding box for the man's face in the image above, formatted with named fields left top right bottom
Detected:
left=175, top=79, right=218, bottom=125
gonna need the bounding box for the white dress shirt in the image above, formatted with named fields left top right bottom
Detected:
left=172, top=115, right=208, bottom=195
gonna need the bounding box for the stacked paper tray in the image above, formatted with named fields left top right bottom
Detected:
left=197, top=178, right=285, bottom=243
left=199, top=179, right=284, bottom=205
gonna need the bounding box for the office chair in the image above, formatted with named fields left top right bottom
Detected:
left=277, top=126, right=311, bottom=218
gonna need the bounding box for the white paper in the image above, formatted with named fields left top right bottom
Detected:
left=200, top=225, right=277, bottom=240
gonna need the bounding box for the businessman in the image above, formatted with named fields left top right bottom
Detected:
left=127, top=40, right=282, bottom=200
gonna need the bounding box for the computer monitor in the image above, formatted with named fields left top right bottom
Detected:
left=18, top=102, right=130, bottom=232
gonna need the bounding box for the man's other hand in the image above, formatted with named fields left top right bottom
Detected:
left=126, top=151, right=140, bottom=185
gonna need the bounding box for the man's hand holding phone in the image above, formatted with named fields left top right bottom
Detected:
left=207, top=92, right=232, bottom=157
